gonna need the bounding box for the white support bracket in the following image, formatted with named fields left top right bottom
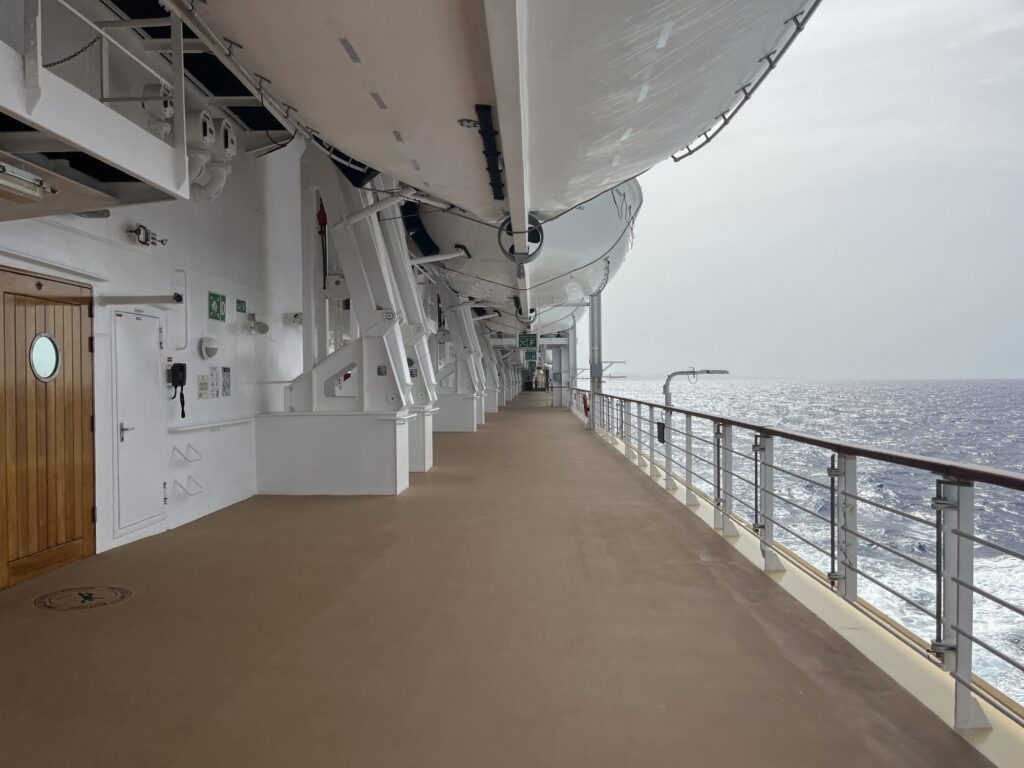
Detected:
left=755, top=435, right=785, bottom=573
left=171, top=443, right=203, bottom=463
left=23, top=0, right=41, bottom=113
left=173, top=475, right=204, bottom=496
left=932, top=479, right=991, bottom=732
left=830, top=454, right=858, bottom=601
left=719, top=423, right=739, bottom=539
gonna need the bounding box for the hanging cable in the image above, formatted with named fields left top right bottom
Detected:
left=44, top=34, right=100, bottom=68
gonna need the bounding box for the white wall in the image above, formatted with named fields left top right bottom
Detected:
left=0, top=139, right=306, bottom=552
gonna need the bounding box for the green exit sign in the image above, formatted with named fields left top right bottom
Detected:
left=208, top=291, right=226, bottom=321
left=518, top=333, right=537, bottom=348
left=524, top=349, right=537, bottom=362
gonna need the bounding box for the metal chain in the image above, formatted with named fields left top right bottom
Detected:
left=44, top=34, right=100, bottom=68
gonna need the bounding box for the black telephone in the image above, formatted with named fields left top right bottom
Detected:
left=169, top=363, right=187, bottom=419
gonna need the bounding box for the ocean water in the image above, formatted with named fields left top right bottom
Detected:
left=597, top=378, right=1024, bottom=707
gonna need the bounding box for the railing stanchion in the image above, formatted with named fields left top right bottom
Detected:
left=713, top=422, right=723, bottom=531
left=829, top=454, right=838, bottom=584
left=607, top=396, right=614, bottom=442
left=663, top=408, right=677, bottom=492
left=758, top=434, right=784, bottom=571
left=934, top=478, right=951, bottom=660
left=831, top=453, right=858, bottom=601
left=684, top=415, right=697, bottom=506
left=648, top=404, right=661, bottom=480
left=933, top=479, right=991, bottom=731
left=720, top=423, right=738, bottom=538
left=637, top=403, right=649, bottom=470
left=625, top=400, right=636, bottom=461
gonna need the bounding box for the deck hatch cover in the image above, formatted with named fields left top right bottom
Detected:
left=35, top=586, right=132, bottom=611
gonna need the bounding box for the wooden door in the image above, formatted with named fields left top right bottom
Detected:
left=1, top=267, right=94, bottom=589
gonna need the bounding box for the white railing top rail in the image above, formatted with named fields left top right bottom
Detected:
left=572, top=388, right=1024, bottom=492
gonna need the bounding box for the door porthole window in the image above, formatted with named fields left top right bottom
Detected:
left=29, top=333, right=60, bottom=382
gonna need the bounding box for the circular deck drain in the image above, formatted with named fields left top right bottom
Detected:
left=35, top=586, right=132, bottom=611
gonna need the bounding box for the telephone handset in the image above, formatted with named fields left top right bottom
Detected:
left=169, top=363, right=187, bottom=419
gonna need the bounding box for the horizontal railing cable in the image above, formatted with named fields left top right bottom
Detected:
left=839, top=525, right=938, bottom=574
left=951, top=577, right=1024, bottom=619
left=843, top=563, right=937, bottom=619
left=951, top=529, right=1024, bottom=562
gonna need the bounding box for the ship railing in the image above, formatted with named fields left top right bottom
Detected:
left=569, top=387, right=1024, bottom=731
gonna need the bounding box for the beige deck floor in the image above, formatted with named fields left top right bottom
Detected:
left=0, top=392, right=993, bottom=767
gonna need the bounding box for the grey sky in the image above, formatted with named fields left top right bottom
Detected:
left=593, top=0, right=1024, bottom=379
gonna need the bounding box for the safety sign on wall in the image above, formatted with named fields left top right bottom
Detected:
left=208, top=292, right=226, bottom=321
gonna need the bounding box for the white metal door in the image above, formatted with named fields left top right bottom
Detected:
left=114, top=311, right=165, bottom=533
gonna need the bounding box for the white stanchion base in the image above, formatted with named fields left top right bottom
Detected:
left=485, top=389, right=500, bottom=413
left=409, top=406, right=436, bottom=472
left=255, top=411, right=410, bottom=495
left=435, top=393, right=478, bottom=432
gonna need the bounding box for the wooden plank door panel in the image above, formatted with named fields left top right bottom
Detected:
left=0, top=268, right=94, bottom=589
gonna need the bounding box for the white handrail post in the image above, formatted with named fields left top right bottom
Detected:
left=832, top=454, right=858, bottom=601
left=713, top=422, right=723, bottom=531
left=623, top=400, right=632, bottom=459
left=638, top=403, right=649, bottom=471
left=684, top=415, right=697, bottom=506
left=758, top=435, right=784, bottom=572
left=933, top=480, right=991, bottom=731
left=720, top=423, right=738, bottom=538
left=934, top=479, right=958, bottom=667
left=648, top=404, right=661, bottom=479
left=664, top=408, right=677, bottom=492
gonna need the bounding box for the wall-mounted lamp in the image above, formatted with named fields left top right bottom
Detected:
left=247, top=313, right=269, bottom=335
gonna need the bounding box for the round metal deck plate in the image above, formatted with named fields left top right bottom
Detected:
left=34, top=586, right=132, bottom=611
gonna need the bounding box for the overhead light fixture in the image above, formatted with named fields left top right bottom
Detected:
left=0, top=163, right=50, bottom=203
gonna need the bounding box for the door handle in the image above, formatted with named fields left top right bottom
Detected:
left=119, top=422, right=134, bottom=442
